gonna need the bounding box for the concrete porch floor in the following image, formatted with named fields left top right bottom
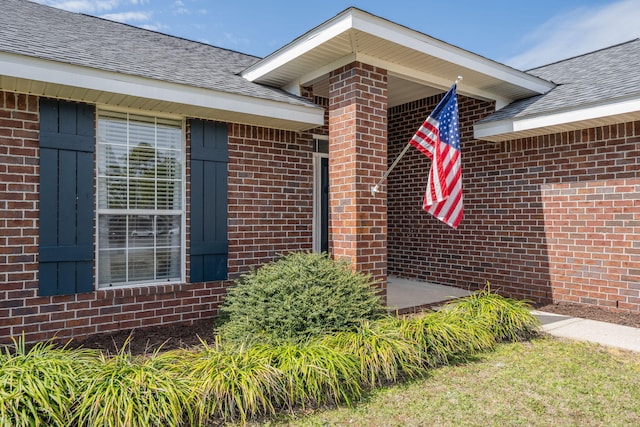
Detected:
left=386, top=276, right=471, bottom=312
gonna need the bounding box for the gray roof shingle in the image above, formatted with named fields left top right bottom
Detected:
left=0, top=0, right=316, bottom=108
left=479, top=39, right=640, bottom=124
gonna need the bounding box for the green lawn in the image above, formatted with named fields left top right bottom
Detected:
left=249, top=337, right=640, bottom=427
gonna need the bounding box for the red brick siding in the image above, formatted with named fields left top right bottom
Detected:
left=0, top=92, right=39, bottom=341
left=227, top=124, right=314, bottom=274
left=541, top=179, right=640, bottom=310
left=300, top=86, right=330, bottom=139
left=0, top=90, right=315, bottom=344
left=388, top=94, right=640, bottom=312
left=328, top=62, right=388, bottom=289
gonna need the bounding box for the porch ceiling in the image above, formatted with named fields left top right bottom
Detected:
left=242, top=8, right=555, bottom=109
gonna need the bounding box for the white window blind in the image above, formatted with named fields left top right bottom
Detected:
left=97, top=112, right=184, bottom=287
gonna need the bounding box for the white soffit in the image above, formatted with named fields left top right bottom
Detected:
left=0, top=53, right=324, bottom=131
left=474, top=97, right=640, bottom=142
left=242, top=8, right=555, bottom=106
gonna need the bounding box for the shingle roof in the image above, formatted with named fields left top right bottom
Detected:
left=0, top=0, right=316, bottom=108
left=478, top=39, right=640, bottom=124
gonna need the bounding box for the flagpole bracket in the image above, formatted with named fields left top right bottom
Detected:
left=370, top=185, right=380, bottom=196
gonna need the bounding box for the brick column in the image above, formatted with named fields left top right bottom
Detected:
left=328, top=62, right=388, bottom=294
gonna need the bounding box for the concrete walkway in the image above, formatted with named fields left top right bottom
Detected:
left=387, top=276, right=640, bottom=353
left=386, top=276, right=470, bottom=311
left=532, top=310, right=640, bottom=353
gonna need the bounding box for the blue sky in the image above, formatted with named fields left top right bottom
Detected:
left=33, top=0, right=640, bottom=70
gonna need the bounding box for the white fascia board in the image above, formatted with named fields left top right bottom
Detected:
left=349, top=11, right=555, bottom=95
left=242, top=13, right=354, bottom=82
left=473, top=120, right=516, bottom=140
left=513, top=97, right=640, bottom=130
left=0, top=53, right=324, bottom=128
left=474, top=96, right=640, bottom=140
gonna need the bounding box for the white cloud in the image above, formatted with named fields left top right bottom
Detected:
left=34, top=0, right=163, bottom=32
left=170, top=0, right=190, bottom=15
left=33, top=0, right=120, bottom=13
left=141, top=23, right=169, bottom=32
left=506, top=0, right=640, bottom=70
left=100, top=11, right=152, bottom=22
left=220, top=32, right=250, bottom=48
left=173, top=7, right=190, bottom=15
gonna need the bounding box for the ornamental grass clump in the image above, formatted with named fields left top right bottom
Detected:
left=187, top=339, right=282, bottom=424
left=0, top=338, right=97, bottom=427
left=399, top=309, right=495, bottom=367
left=322, top=318, right=423, bottom=388
left=442, top=282, right=541, bottom=342
left=266, top=339, right=362, bottom=410
left=72, top=340, right=195, bottom=427
left=217, top=252, right=385, bottom=345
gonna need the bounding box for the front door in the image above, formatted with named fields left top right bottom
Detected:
left=313, top=138, right=329, bottom=253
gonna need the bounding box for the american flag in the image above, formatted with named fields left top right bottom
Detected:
left=408, top=84, right=463, bottom=228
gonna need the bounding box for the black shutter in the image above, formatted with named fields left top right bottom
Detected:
left=190, top=119, right=228, bottom=282
left=39, top=99, right=95, bottom=296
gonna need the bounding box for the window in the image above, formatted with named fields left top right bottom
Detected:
left=97, top=111, right=184, bottom=287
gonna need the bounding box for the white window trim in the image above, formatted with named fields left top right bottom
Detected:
left=95, top=110, right=187, bottom=289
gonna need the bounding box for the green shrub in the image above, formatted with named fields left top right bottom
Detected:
left=442, top=283, right=541, bottom=342
left=73, top=340, right=195, bottom=427
left=0, top=338, right=96, bottom=427
left=322, top=318, right=423, bottom=388
left=266, top=339, right=362, bottom=409
left=217, top=252, right=385, bottom=345
left=187, top=339, right=281, bottom=424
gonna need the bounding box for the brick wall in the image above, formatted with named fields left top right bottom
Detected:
left=328, top=62, right=388, bottom=289
left=388, top=93, right=640, bottom=312
left=227, top=123, right=314, bottom=274
left=0, top=90, right=315, bottom=343
left=541, top=179, right=639, bottom=310
left=0, top=92, right=40, bottom=340
left=301, top=86, right=330, bottom=139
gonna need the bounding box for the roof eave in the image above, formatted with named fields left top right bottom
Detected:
left=474, top=97, right=640, bottom=142
left=242, top=7, right=555, bottom=104
left=0, top=52, right=324, bottom=131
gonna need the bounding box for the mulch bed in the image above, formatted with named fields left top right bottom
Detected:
left=536, top=302, right=640, bottom=328
left=67, top=318, right=216, bottom=356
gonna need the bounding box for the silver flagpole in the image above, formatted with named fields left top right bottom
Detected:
left=370, top=75, right=463, bottom=196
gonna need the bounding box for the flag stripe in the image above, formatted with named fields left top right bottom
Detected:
left=409, top=117, right=438, bottom=159
left=426, top=133, right=449, bottom=205
left=440, top=146, right=457, bottom=178
left=431, top=160, right=462, bottom=225
left=426, top=178, right=462, bottom=225
left=426, top=154, right=445, bottom=204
